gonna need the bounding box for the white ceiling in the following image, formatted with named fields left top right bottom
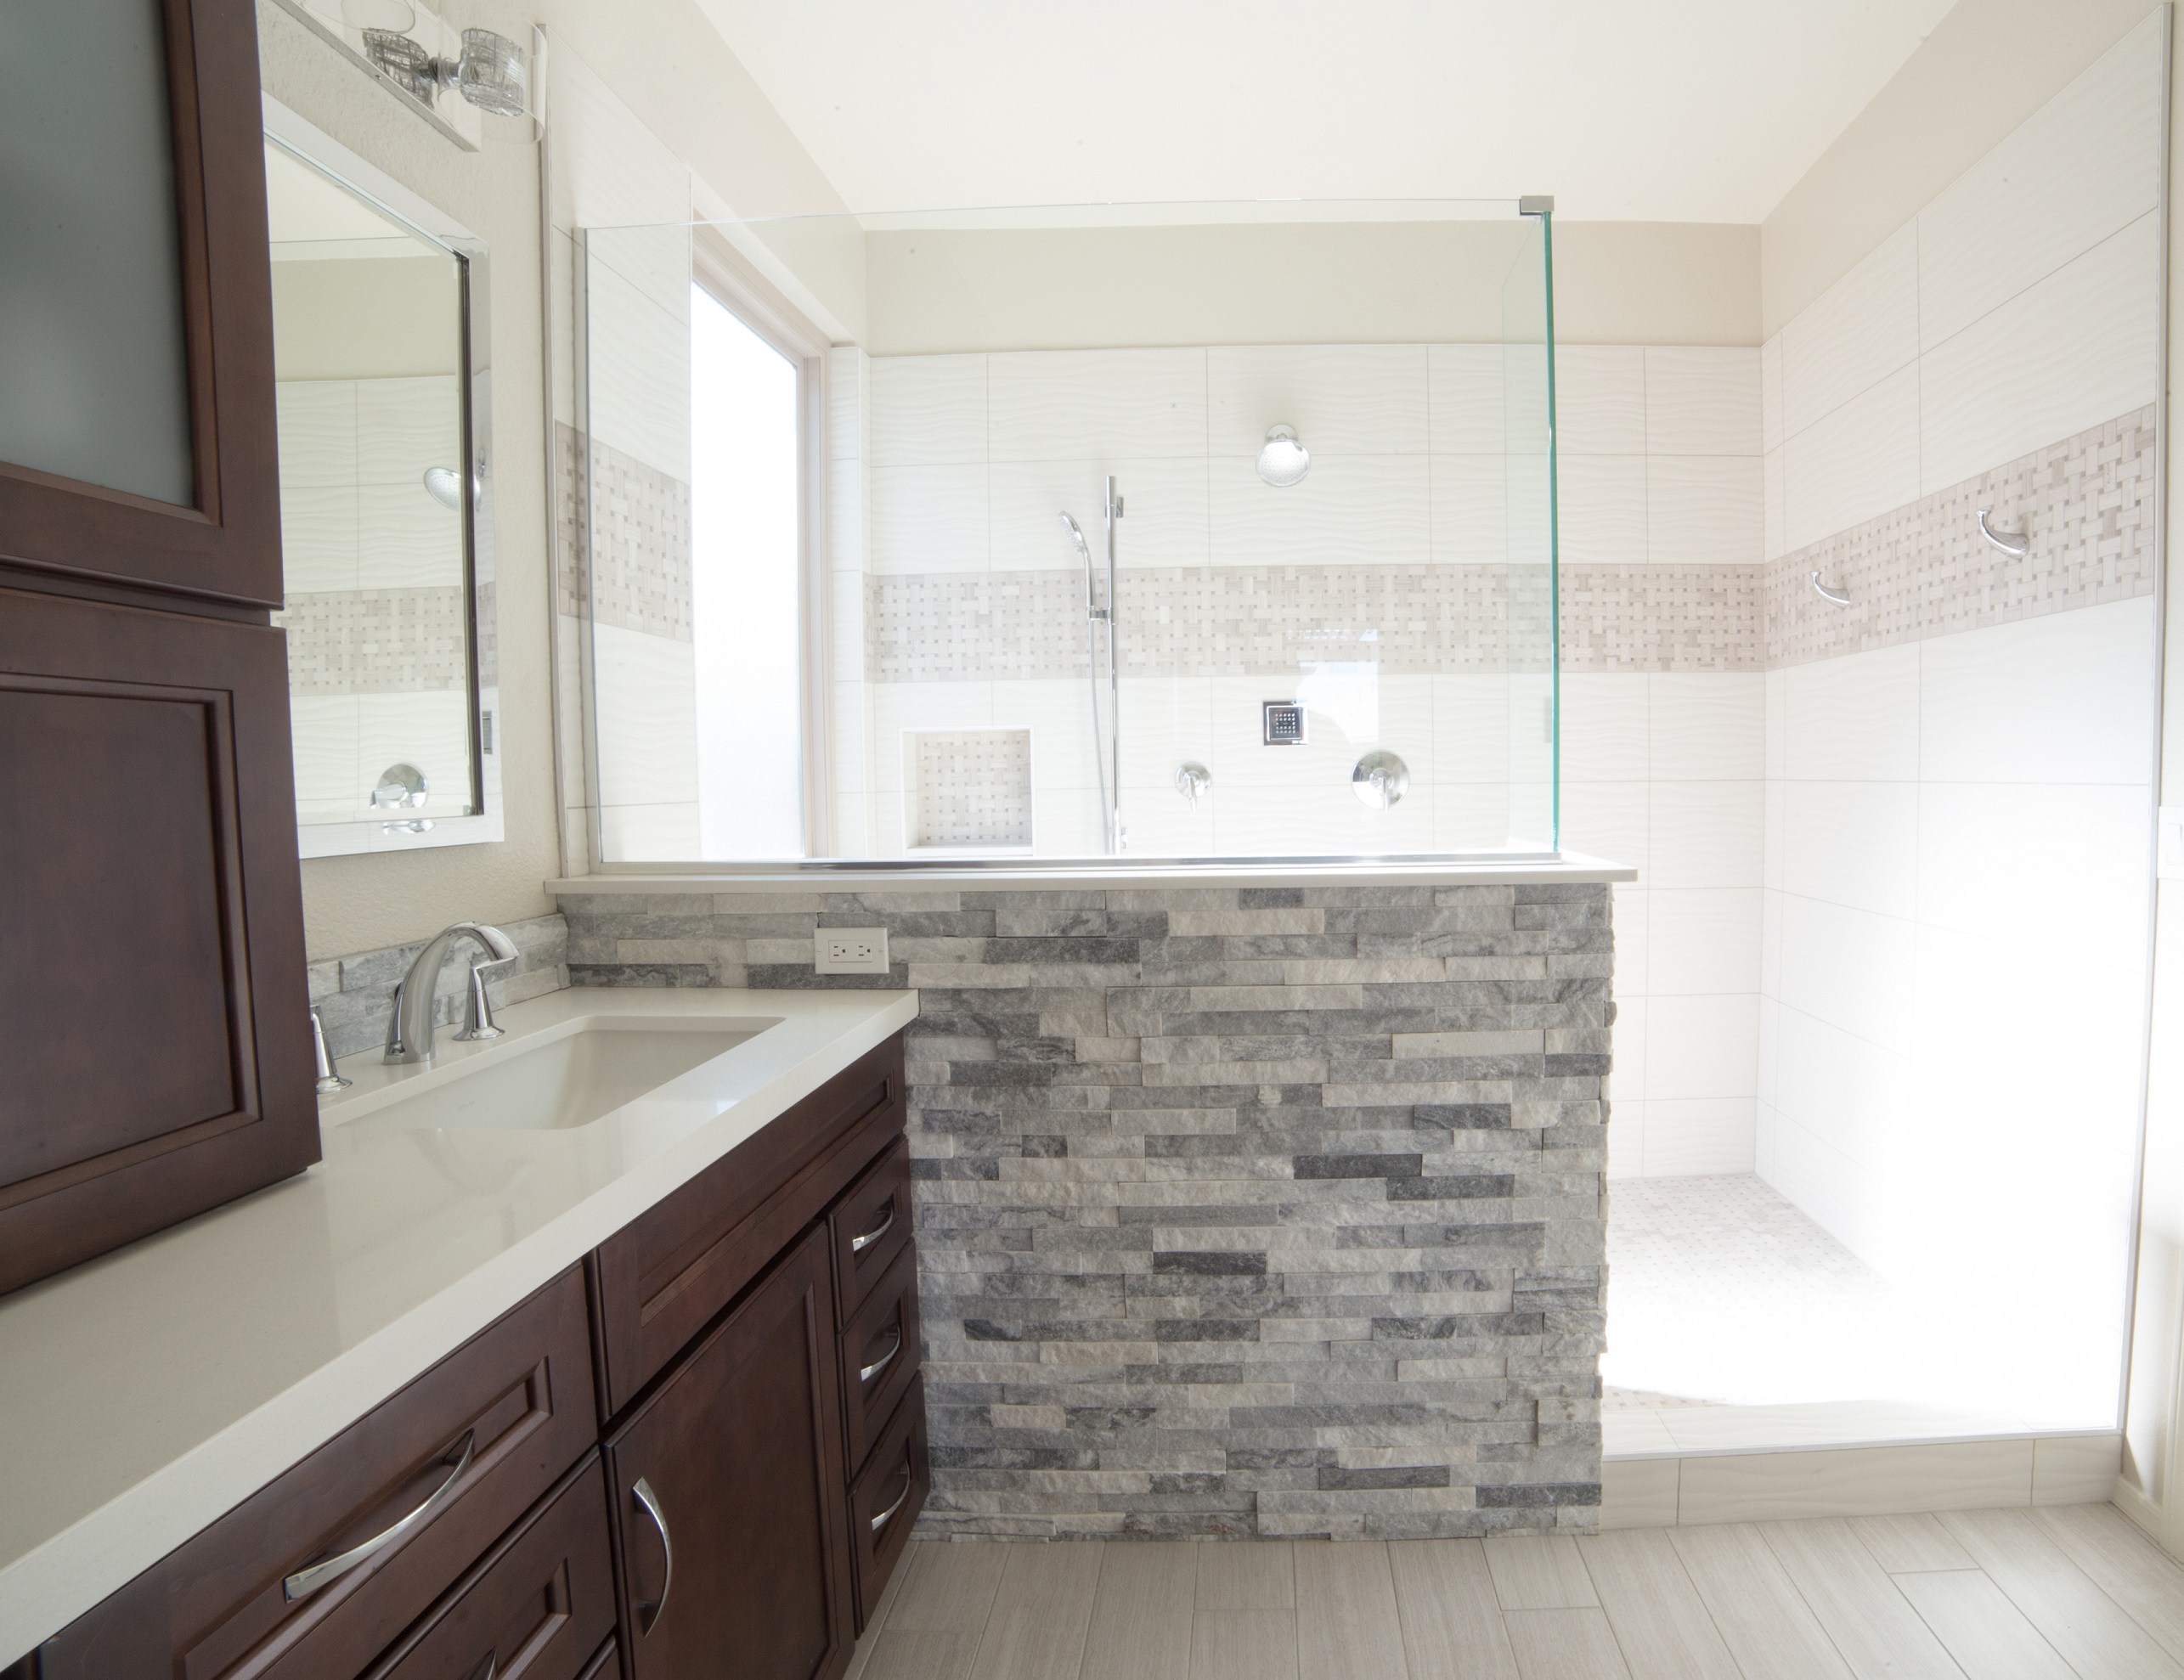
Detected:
left=692, top=0, right=1955, bottom=223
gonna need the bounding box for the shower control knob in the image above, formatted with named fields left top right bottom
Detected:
left=1352, top=750, right=1408, bottom=809
left=1176, top=763, right=1212, bottom=807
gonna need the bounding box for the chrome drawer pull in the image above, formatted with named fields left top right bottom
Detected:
left=633, top=1475, right=674, bottom=1634
left=849, top=1200, right=895, bottom=1254
left=859, top=1328, right=903, bottom=1386
left=869, top=1465, right=913, bottom=1535
left=284, top=1430, right=476, bottom=1602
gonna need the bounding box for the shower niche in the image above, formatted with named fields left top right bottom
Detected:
left=904, top=728, right=1035, bottom=854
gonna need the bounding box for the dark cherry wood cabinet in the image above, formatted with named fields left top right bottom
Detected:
left=33, top=1029, right=926, bottom=1680
left=0, top=0, right=313, bottom=1298
left=603, top=1226, right=855, bottom=1680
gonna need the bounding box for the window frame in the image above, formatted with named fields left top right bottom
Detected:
left=690, top=228, right=832, bottom=858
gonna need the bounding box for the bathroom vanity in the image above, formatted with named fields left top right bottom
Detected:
left=0, top=989, right=921, bottom=1680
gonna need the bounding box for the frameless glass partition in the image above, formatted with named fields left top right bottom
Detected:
left=579, top=199, right=1557, bottom=864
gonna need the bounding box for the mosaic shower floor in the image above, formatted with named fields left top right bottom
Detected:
left=1602, top=1174, right=2050, bottom=1456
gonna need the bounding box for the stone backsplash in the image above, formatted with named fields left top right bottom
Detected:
left=557, top=882, right=1611, bottom=1539
left=308, top=913, right=569, bottom=1061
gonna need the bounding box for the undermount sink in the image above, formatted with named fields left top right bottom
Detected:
left=340, top=1018, right=779, bottom=1132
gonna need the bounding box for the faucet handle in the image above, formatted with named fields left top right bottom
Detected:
left=310, top=1006, right=353, bottom=1095
left=454, top=951, right=516, bottom=1042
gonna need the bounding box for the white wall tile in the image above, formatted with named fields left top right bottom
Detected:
left=1781, top=642, right=1922, bottom=782
left=1773, top=1004, right=1910, bottom=1173
left=1646, top=995, right=1759, bottom=1101
left=276, top=381, right=356, bottom=486
left=1556, top=454, right=1647, bottom=567
left=1648, top=781, right=1764, bottom=889
left=1560, top=780, right=1651, bottom=877
left=289, top=694, right=359, bottom=818
left=827, top=345, right=867, bottom=464
left=1643, top=347, right=1762, bottom=456
left=990, top=457, right=1208, bottom=572
left=1427, top=455, right=1509, bottom=567
left=988, top=348, right=1207, bottom=461
left=1646, top=889, right=1763, bottom=995
left=1207, top=344, right=1429, bottom=456
left=868, top=355, right=987, bottom=467
left=1781, top=781, right=1920, bottom=920
left=1605, top=1100, right=1648, bottom=1181
left=1649, top=674, right=1764, bottom=781
left=1777, top=895, right=1916, bottom=1055
left=1644, top=1099, right=1758, bottom=1175
left=1919, top=211, right=2160, bottom=493
left=1207, top=454, right=1430, bottom=569
left=1759, top=335, right=1785, bottom=458
left=1762, top=445, right=1786, bottom=561
left=279, top=480, right=358, bottom=595
left=1780, top=222, right=1920, bottom=439
left=1554, top=346, right=1646, bottom=455
left=1646, top=456, right=1763, bottom=567
left=590, top=624, right=697, bottom=812
left=1782, top=364, right=1921, bottom=552
left=584, top=257, right=691, bottom=482
left=1559, top=674, right=1651, bottom=783
left=1428, top=343, right=1507, bottom=454
left=356, top=690, right=473, bottom=815
left=548, top=46, right=690, bottom=234
left=1917, top=12, right=2164, bottom=351
left=868, top=464, right=988, bottom=574
left=1429, top=674, right=1513, bottom=784
left=1611, top=887, right=1651, bottom=1004
left=1917, top=598, right=2156, bottom=785
left=597, top=801, right=702, bottom=860
left=358, top=481, right=464, bottom=589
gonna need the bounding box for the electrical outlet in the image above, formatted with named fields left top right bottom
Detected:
left=815, top=927, right=889, bottom=974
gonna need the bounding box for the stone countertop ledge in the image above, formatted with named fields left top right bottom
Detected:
left=0, top=986, right=917, bottom=1663
left=546, top=849, right=1637, bottom=894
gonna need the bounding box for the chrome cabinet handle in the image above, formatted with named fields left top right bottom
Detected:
left=633, top=1476, right=674, bottom=1634
left=859, top=1328, right=903, bottom=1386
left=869, top=1464, right=913, bottom=1535
left=849, top=1200, right=895, bottom=1254
left=284, top=1431, right=476, bottom=1602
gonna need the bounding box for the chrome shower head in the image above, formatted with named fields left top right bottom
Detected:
left=1059, top=510, right=1092, bottom=561
left=1256, top=424, right=1310, bottom=488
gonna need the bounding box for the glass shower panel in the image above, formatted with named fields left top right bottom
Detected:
left=583, top=200, right=1560, bottom=864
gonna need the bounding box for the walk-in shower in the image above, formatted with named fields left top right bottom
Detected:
left=1058, top=483, right=1121, bottom=854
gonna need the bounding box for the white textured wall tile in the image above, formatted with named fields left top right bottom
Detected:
left=1427, top=454, right=1510, bottom=567
left=1207, top=344, right=1429, bottom=456
left=1649, top=673, right=1764, bottom=781
left=872, top=681, right=996, bottom=791
left=276, top=381, right=356, bottom=485
left=1917, top=12, right=2163, bottom=351
left=869, top=354, right=988, bottom=466
left=1644, top=1099, right=1758, bottom=1174
left=1780, top=222, right=1920, bottom=439
left=1647, top=888, right=1764, bottom=995
left=1917, top=597, right=2155, bottom=784
left=1648, top=781, right=1764, bottom=888
left=1763, top=444, right=1787, bottom=561
left=289, top=694, right=359, bottom=817
left=1117, top=674, right=1214, bottom=789
left=1646, top=995, right=1759, bottom=1101
left=1774, top=1006, right=1910, bottom=1173
left=1560, top=779, right=1651, bottom=877
left=996, top=678, right=1103, bottom=792
left=988, top=348, right=1207, bottom=461
left=1207, top=454, right=1430, bottom=568
left=1918, top=211, right=2160, bottom=493
left=1554, top=345, right=1647, bottom=454
left=597, top=801, right=701, bottom=860
left=869, top=464, right=988, bottom=574
left=1783, top=364, right=1921, bottom=553
left=279, top=480, right=358, bottom=595
left=990, top=457, right=1209, bottom=571
left=355, top=691, right=474, bottom=818
left=1647, top=456, right=1763, bottom=566
left=827, top=345, right=868, bottom=463
left=1778, top=895, right=1916, bottom=1055
left=358, top=482, right=464, bottom=589
left=547, top=46, right=690, bottom=234
left=1428, top=343, right=1508, bottom=453
left=1643, top=347, right=1763, bottom=456
left=1556, top=454, right=1648, bottom=567
left=1781, top=781, right=1921, bottom=920
left=590, top=624, right=697, bottom=811
left=590, top=222, right=694, bottom=326
left=584, top=258, right=691, bottom=483
left=1559, top=674, right=1651, bottom=783
left=1759, top=335, right=1785, bottom=458
left=1781, top=642, right=1922, bottom=781
left=357, top=376, right=460, bottom=487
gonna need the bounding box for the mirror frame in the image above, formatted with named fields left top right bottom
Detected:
left=262, top=93, right=505, bottom=858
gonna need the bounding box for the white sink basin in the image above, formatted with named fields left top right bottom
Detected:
left=336, top=1017, right=780, bottom=1132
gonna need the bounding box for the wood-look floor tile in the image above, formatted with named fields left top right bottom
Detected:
left=1760, top=1517, right=1963, bottom=1679
left=1199, top=1539, right=1296, bottom=1610
left=1081, top=1541, right=1197, bottom=1680
left=2034, top=1501, right=2184, bottom=1661
left=968, top=1542, right=1103, bottom=1680
left=1387, top=1539, right=1521, bottom=1680
left=1502, top=1609, right=1634, bottom=1680
left=1192, top=1609, right=1301, bottom=1680
left=887, top=1541, right=1011, bottom=1633
left=846, top=1547, right=923, bottom=1680
left=1893, top=1570, right=2077, bottom=1680
left=1941, top=1507, right=2184, bottom=1680
left=1668, top=1523, right=1855, bottom=1680
left=1295, top=1541, right=1409, bottom=1680
left=860, top=1631, right=986, bottom=1680
left=1574, top=1530, right=1739, bottom=1680
left=1848, top=1513, right=1978, bottom=1575
left=1486, top=1536, right=1600, bottom=1610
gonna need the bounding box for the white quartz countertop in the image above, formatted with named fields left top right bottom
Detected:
left=0, top=986, right=917, bottom=1663
left=549, top=849, right=1636, bottom=894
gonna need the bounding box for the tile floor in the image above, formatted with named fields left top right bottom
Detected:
left=855, top=1503, right=2184, bottom=1679
left=1603, top=1175, right=2056, bottom=1454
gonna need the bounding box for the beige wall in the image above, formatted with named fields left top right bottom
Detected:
left=1762, top=0, right=2159, bottom=335
left=269, top=256, right=460, bottom=381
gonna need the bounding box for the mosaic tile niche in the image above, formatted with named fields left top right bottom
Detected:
left=559, top=880, right=1613, bottom=1537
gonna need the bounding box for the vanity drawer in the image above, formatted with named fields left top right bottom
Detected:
left=829, top=1135, right=913, bottom=1320
left=838, top=1240, right=922, bottom=1474
left=360, top=1453, right=614, bottom=1680
left=589, top=1034, right=905, bottom=1418
left=846, top=1376, right=929, bottom=1633
left=41, top=1266, right=596, bottom=1680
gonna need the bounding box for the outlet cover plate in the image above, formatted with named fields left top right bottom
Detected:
left=815, top=927, right=889, bottom=974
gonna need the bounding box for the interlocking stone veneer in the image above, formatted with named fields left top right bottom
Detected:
left=558, top=882, right=1612, bottom=1538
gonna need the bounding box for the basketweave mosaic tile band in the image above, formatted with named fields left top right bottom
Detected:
left=554, top=421, right=693, bottom=640
left=557, top=882, right=1611, bottom=1538
left=276, top=587, right=470, bottom=694
left=1763, top=405, right=2156, bottom=668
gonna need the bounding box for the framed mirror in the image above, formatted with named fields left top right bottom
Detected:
left=262, top=97, right=502, bottom=856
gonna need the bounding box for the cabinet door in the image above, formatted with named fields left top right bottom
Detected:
left=0, top=585, right=315, bottom=1294
left=0, top=0, right=282, bottom=608
left=603, top=1227, right=854, bottom=1680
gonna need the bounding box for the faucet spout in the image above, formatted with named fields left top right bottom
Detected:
left=383, top=922, right=520, bottom=1064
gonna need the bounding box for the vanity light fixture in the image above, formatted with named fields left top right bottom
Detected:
left=364, top=25, right=529, bottom=119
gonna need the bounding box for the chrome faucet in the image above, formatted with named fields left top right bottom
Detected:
left=383, top=922, right=520, bottom=1064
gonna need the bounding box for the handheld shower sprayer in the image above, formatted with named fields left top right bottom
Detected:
left=1061, top=489, right=1123, bottom=853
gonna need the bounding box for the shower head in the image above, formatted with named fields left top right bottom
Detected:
left=1059, top=510, right=1092, bottom=561
left=1257, top=424, right=1310, bottom=488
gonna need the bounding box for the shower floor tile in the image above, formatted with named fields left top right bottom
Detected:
left=1603, top=1174, right=2045, bottom=1455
